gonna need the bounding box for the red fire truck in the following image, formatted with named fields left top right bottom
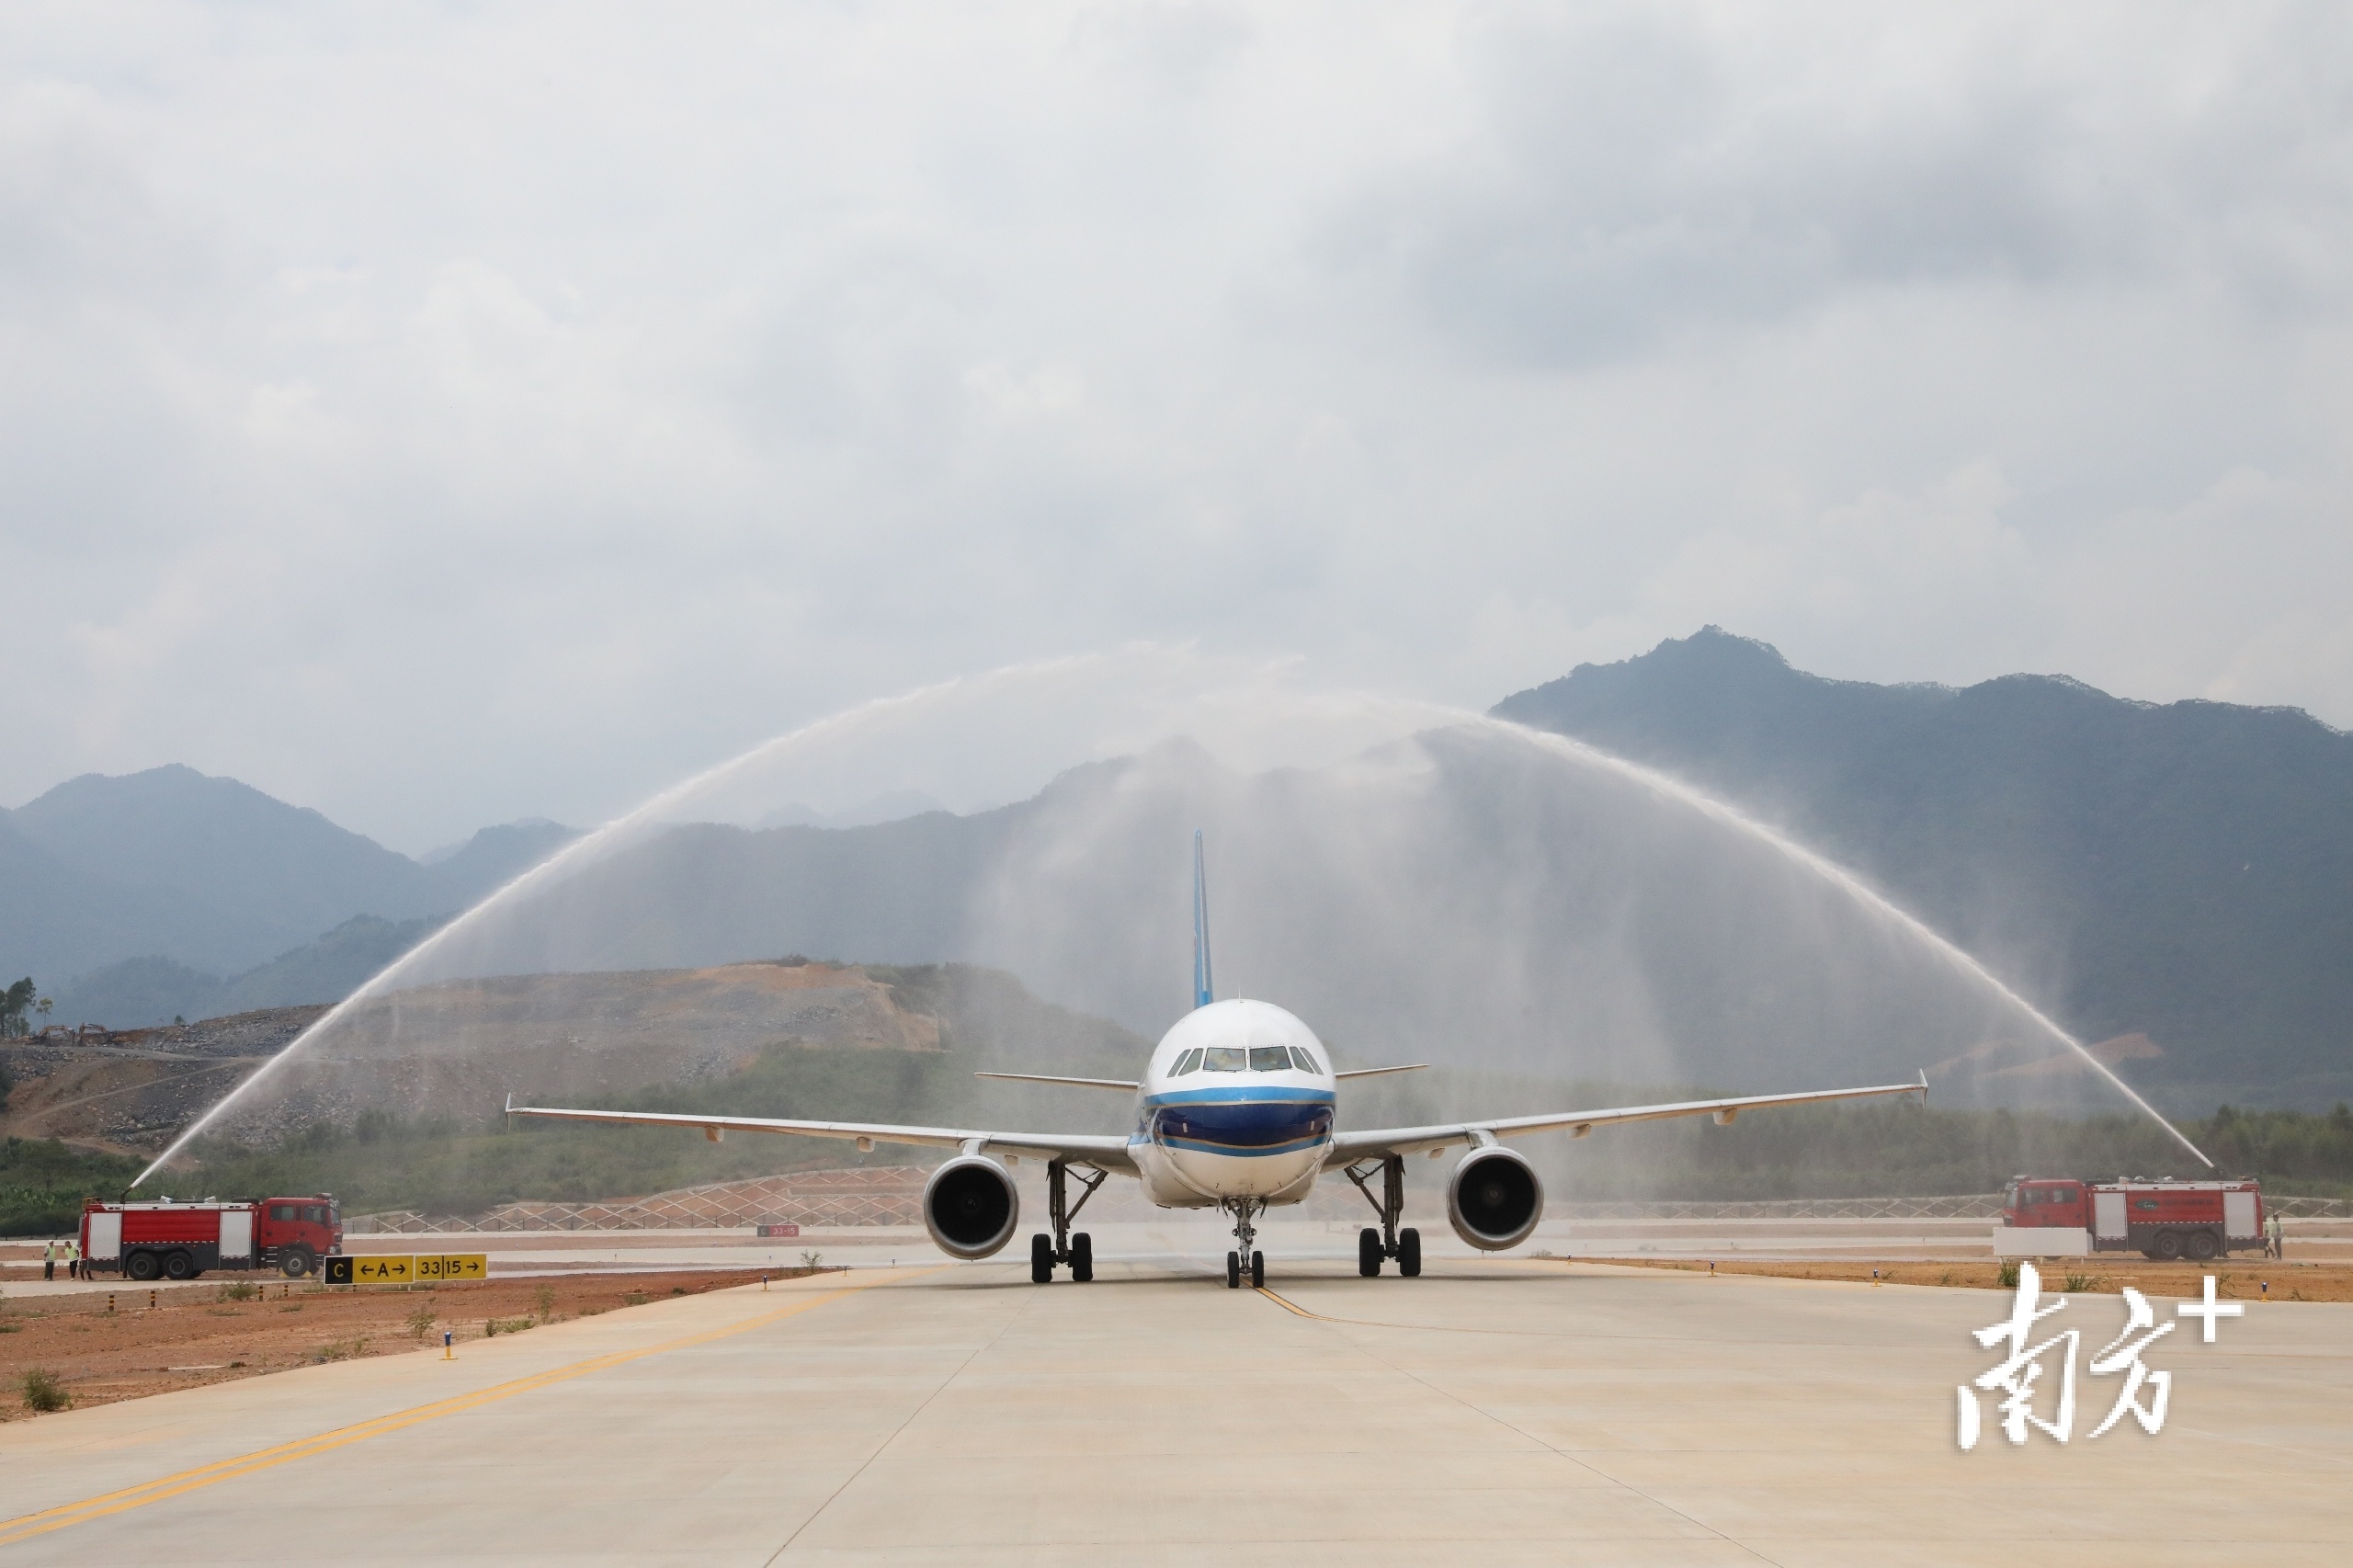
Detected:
left=2002, top=1176, right=2265, bottom=1260
left=80, top=1195, right=344, bottom=1281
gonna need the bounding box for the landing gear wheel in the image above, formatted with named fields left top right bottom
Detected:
left=1225, top=1251, right=1241, bottom=1289
left=1071, top=1232, right=1094, bottom=1283
left=2188, top=1231, right=2220, bottom=1262
left=127, top=1250, right=161, bottom=1282
left=280, top=1247, right=314, bottom=1279
left=1398, top=1227, right=1422, bottom=1278
left=1030, top=1233, right=1053, bottom=1284
left=1249, top=1251, right=1265, bottom=1289
left=2154, top=1230, right=2184, bottom=1261
left=1358, top=1227, right=1381, bottom=1278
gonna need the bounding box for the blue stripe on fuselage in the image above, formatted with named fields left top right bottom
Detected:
left=1142, top=1085, right=1336, bottom=1108
left=1145, top=1095, right=1333, bottom=1155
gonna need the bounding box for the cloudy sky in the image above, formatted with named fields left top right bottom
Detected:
left=6, top=2, right=2349, bottom=850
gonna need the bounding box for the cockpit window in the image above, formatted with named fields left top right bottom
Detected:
left=1247, top=1045, right=1291, bottom=1072
left=1202, top=1046, right=1245, bottom=1073
left=1288, top=1047, right=1323, bottom=1074
left=1170, top=1048, right=1204, bottom=1077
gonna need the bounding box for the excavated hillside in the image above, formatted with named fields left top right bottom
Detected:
left=2, top=960, right=1141, bottom=1154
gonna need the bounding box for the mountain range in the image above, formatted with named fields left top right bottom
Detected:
left=1495, top=629, right=2353, bottom=1109
left=6, top=632, right=2347, bottom=1110
left=1, top=765, right=573, bottom=1022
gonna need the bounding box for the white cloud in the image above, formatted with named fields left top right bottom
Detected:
left=3, top=1, right=2349, bottom=849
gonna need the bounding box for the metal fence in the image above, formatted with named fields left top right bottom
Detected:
left=347, top=1166, right=929, bottom=1233
left=347, top=1179, right=2353, bottom=1233
left=1554, top=1194, right=2006, bottom=1221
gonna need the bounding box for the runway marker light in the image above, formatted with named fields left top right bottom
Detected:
left=760, top=1274, right=768, bottom=1291
left=108, top=1293, right=116, bottom=1313
left=442, top=1329, right=453, bottom=1360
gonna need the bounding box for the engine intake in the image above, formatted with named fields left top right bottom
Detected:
left=1447, top=1145, right=1543, bottom=1251
left=922, top=1154, right=1020, bottom=1260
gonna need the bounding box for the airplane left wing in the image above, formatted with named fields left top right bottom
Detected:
left=504, top=1098, right=1136, bottom=1172
left=1323, top=1075, right=1927, bottom=1167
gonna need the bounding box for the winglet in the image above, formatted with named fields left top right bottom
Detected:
left=1916, top=1068, right=1929, bottom=1106
left=1192, top=829, right=1214, bottom=1010
left=505, top=1093, right=516, bottom=1116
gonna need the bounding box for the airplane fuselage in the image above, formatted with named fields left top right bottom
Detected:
left=1131, top=998, right=1336, bottom=1208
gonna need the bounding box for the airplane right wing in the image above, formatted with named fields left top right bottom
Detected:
left=504, top=1098, right=1136, bottom=1172
left=1324, top=1075, right=1927, bottom=1167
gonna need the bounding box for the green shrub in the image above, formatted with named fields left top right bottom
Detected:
left=22, top=1368, right=70, bottom=1413
left=1997, top=1261, right=2021, bottom=1290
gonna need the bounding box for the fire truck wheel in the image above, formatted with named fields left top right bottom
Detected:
left=281, top=1247, right=314, bottom=1279
left=126, top=1250, right=161, bottom=1281
left=163, top=1250, right=196, bottom=1280
left=2154, top=1231, right=2184, bottom=1261
left=2187, top=1231, right=2220, bottom=1262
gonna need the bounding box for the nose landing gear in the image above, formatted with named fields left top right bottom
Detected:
left=1221, top=1197, right=1267, bottom=1289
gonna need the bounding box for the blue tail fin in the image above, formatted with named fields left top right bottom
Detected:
left=1192, top=829, right=1214, bottom=1010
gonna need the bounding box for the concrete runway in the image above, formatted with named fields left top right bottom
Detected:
left=4, top=1256, right=2349, bottom=1565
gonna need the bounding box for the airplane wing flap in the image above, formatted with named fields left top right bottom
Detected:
left=1323, top=1078, right=1927, bottom=1168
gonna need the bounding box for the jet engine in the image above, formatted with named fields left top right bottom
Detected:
left=922, top=1154, right=1021, bottom=1260
left=1447, top=1145, right=1543, bottom=1251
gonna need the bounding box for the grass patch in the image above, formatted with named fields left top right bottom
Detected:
left=483, top=1316, right=533, bottom=1336
left=1997, top=1261, right=2021, bottom=1290
left=215, top=1280, right=259, bottom=1302
left=21, top=1368, right=70, bottom=1413
left=313, top=1335, right=369, bottom=1362
left=0, top=1137, right=145, bottom=1236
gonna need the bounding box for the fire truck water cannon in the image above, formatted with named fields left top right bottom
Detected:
left=79, top=1195, right=346, bottom=1281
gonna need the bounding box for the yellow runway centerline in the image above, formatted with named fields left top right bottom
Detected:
left=0, top=1272, right=923, bottom=1549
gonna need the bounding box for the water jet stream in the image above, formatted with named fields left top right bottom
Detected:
left=137, top=663, right=2212, bottom=1185
left=1482, top=717, right=2213, bottom=1170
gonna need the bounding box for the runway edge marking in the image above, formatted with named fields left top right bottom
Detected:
left=0, top=1269, right=934, bottom=1548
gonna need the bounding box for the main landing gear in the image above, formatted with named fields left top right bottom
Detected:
left=1221, top=1196, right=1267, bottom=1289
left=1029, top=1159, right=1106, bottom=1283
left=1344, top=1153, right=1421, bottom=1278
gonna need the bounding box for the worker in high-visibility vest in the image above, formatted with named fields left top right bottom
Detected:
left=42, top=1239, right=56, bottom=1281
left=63, top=1238, right=80, bottom=1279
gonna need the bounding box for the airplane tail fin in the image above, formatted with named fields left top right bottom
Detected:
left=1192, top=829, right=1214, bottom=1010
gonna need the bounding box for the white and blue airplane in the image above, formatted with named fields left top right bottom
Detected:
left=507, top=833, right=1927, bottom=1288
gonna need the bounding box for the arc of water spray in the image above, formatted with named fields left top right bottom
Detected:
left=133, top=654, right=1118, bottom=1187
left=1480, top=717, right=2213, bottom=1170
left=140, top=659, right=2212, bottom=1184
